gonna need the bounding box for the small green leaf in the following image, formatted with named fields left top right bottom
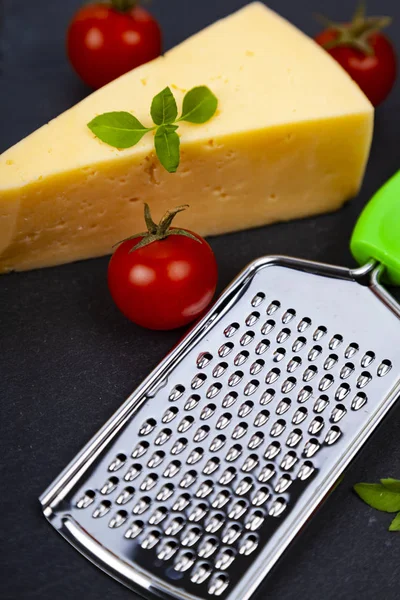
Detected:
left=154, top=124, right=180, bottom=173
left=179, top=86, right=218, bottom=124
left=88, top=112, right=152, bottom=148
left=150, top=87, right=178, bottom=125
left=381, top=478, right=400, bottom=493
left=354, top=483, right=400, bottom=513
left=389, top=512, right=400, bottom=531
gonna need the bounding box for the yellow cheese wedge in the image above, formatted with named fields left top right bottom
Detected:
left=0, top=2, right=373, bottom=272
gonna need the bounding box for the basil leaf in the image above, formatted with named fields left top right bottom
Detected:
left=154, top=124, right=180, bottom=173
left=381, top=478, right=400, bottom=493
left=151, top=87, right=178, bottom=125
left=88, top=112, right=152, bottom=148
left=179, top=86, right=218, bottom=124
left=389, top=512, right=400, bottom=531
left=354, top=483, right=400, bottom=512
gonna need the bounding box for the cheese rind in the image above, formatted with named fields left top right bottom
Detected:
left=0, top=2, right=373, bottom=272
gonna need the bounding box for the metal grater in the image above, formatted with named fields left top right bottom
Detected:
left=40, top=174, right=400, bottom=600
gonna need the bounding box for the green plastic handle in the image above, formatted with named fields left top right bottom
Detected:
left=351, top=170, right=400, bottom=286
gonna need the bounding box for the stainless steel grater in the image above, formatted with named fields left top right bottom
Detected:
left=40, top=173, right=400, bottom=600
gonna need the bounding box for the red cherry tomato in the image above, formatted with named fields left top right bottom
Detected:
left=108, top=206, right=218, bottom=330
left=315, top=29, right=396, bottom=107
left=67, top=2, right=162, bottom=89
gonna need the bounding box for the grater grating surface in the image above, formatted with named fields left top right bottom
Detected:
left=40, top=256, right=400, bottom=600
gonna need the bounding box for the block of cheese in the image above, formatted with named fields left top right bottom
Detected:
left=0, top=2, right=373, bottom=272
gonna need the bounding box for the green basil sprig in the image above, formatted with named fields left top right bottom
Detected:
left=88, top=85, right=218, bottom=173
left=354, top=477, right=400, bottom=531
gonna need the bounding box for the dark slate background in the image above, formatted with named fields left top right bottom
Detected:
left=1, top=1, right=399, bottom=598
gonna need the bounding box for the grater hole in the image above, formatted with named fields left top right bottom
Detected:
left=232, top=422, right=248, bottom=440
left=319, top=373, right=334, bottom=391
left=222, top=391, right=238, bottom=408
left=256, top=339, right=270, bottom=355
left=286, top=428, right=302, bottom=447
left=357, top=371, right=372, bottom=388
left=303, top=365, right=318, bottom=382
left=234, top=351, right=249, bottom=366
left=76, top=489, right=96, bottom=509
left=197, top=352, right=213, bottom=369
left=352, top=391, right=367, bottom=410
left=209, top=573, right=230, bottom=596
left=261, top=319, right=275, bottom=335
left=282, top=308, right=296, bottom=323
left=248, top=431, right=265, bottom=449
left=187, top=447, right=204, bottom=465
left=308, top=345, right=322, bottom=361
left=184, top=394, right=201, bottom=411
left=229, top=370, right=244, bottom=387
left=131, top=441, right=149, bottom=459
left=281, top=376, right=297, bottom=393
left=345, top=342, right=359, bottom=358
left=323, top=353, right=338, bottom=370
left=178, top=414, right=194, bottom=432
left=361, top=351, right=375, bottom=367
left=213, top=362, right=228, bottom=378
left=251, top=292, right=266, bottom=307
left=155, top=428, right=173, bottom=445
left=267, top=300, right=281, bottom=315
left=169, top=384, right=185, bottom=402
left=224, top=322, right=240, bottom=338
left=273, top=347, right=286, bottom=362
left=246, top=311, right=261, bottom=326
left=100, top=477, right=119, bottom=495
left=292, top=406, right=308, bottom=424
left=250, top=359, right=265, bottom=375
left=124, top=464, right=142, bottom=482
left=265, top=367, right=281, bottom=384
left=193, top=425, right=210, bottom=443
left=174, top=550, right=195, bottom=572
left=179, top=471, right=198, bottom=489
left=308, top=416, right=324, bottom=435
left=269, top=497, right=287, bottom=517
left=93, top=500, right=112, bottom=518
left=226, top=444, right=243, bottom=462
left=210, top=434, right=227, bottom=452
left=313, top=326, right=327, bottom=341
left=108, top=453, right=127, bottom=472
left=329, top=334, right=343, bottom=349
left=297, top=317, right=312, bottom=332
left=314, top=394, right=329, bottom=413
left=254, top=410, right=270, bottom=427
left=238, top=400, right=254, bottom=417
left=162, top=407, right=179, bottom=423
left=292, top=336, right=307, bottom=352
left=125, top=519, right=144, bottom=539
left=260, top=388, right=275, bottom=405
left=276, top=397, right=291, bottom=415
left=201, top=404, right=217, bottom=420
left=378, top=359, right=392, bottom=377
left=287, top=356, right=302, bottom=372
left=340, top=362, right=355, bottom=379
left=240, top=331, right=255, bottom=346
left=116, top=486, right=135, bottom=505
left=276, top=328, right=291, bottom=344
left=218, top=342, right=234, bottom=358
left=219, top=467, right=237, bottom=485
left=191, top=373, right=207, bottom=389
left=171, top=438, right=188, bottom=455
left=297, top=385, right=313, bottom=403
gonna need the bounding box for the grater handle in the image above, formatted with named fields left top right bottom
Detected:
left=351, top=170, right=400, bottom=285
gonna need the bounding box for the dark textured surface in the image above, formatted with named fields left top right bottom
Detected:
left=1, top=1, right=400, bottom=599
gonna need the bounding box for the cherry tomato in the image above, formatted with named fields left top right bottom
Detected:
left=67, top=1, right=162, bottom=89
left=315, top=8, right=396, bottom=107
left=108, top=206, right=218, bottom=330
